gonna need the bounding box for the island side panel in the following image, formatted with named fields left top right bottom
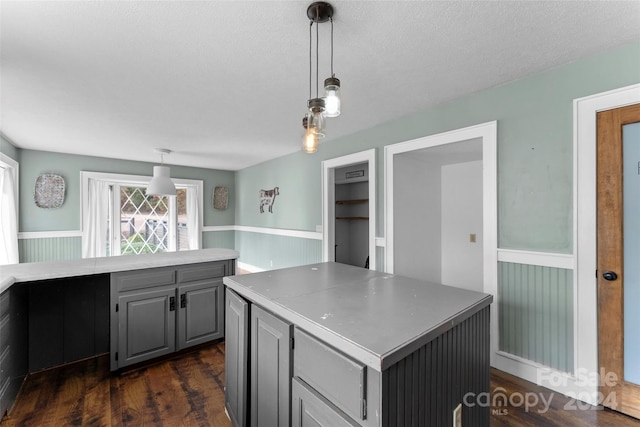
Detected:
left=381, top=306, right=490, bottom=427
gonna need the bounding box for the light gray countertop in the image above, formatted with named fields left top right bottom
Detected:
left=0, top=248, right=239, bottom=294
left=223, top=262, right=493, bottom=372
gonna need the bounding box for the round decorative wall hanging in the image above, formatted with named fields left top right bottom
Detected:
left=34, top=173, right=65, bottom=208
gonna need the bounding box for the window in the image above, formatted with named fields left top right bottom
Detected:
left=81, top=172, right=202, bottom=258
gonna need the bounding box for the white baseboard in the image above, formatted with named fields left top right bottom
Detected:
left=236, top=261, right=265, bottom=273
left=494, top=352, right=600, bottom=407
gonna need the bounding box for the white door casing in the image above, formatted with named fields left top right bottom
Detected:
left=322, top=149, right=376, bottom=269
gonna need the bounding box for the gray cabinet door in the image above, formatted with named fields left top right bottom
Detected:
left=250, top=305, right=292, bottom=427
left=291, top=378, right=359, bottom=427
left=177, top=278, right=224, bottom=350
left=117, top=288, right=176, bottom=368
left=225, top=288, right=249, bottom=427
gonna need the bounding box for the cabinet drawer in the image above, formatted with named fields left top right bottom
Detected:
left=293, top=329, right=366, bottom=421
left=112, top=268, right=176, bottom=292
left=292, top=378, right=359, bottom=427
left=177, top=262, right=226, bottom=283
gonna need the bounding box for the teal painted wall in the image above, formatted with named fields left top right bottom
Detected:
left=236, top=41, right=640, bottom=254
left=18, top=149, right=235, bottom=232
left=235, top=231, right=322, bottom=271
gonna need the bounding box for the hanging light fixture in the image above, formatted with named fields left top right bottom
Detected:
left=323, top=10, right=340, bottom=118
left=302, top=2, right=340, bottom=153
left=147, top=148, right=177, bottom=197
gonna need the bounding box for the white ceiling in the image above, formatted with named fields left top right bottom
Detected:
left=1, top=1, right=639, bottom=171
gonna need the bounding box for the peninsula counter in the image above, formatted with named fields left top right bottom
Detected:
left=0, top=248, right=238, bottom=416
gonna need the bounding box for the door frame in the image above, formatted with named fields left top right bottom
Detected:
left=322, top=149, right=376, bottom=268
left=574, top=83, right=640, bottom=405
left=384, top=121, right=498, bottom=361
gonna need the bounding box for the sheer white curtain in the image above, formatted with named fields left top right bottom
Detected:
left=0, top=167, right=19, bottom=265
left=186, top=186, right=201, bottom=250
left=82, top=179, right=110, bottom=258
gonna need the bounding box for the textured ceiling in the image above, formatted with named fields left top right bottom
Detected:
left=1, top=1, right=639, bottom=171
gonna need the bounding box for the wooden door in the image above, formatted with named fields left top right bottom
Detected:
left=597, top=102, right=640, bottom=418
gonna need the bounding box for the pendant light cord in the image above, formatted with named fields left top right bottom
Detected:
left=330, top=17, right=334, bottom=78
left=309, top=21, right=313, bottom=101
left=316, top=19, right=319, bottom=98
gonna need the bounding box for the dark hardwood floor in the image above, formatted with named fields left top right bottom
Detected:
left=2, top=341, right=638, bottom=426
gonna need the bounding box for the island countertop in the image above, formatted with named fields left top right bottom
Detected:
left=223, top=262, right=493, bottom=372
left=0, top=248, right=239, bottom=293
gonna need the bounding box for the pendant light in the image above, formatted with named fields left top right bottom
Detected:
left=302, top=2, right=340, bottom=153
left=147, top=148, right=177, bottom=197
left=323, top=13, right=340, bottom=117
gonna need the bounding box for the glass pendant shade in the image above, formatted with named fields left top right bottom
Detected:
left=302, top=114, right=321, bottom=153
left=308, top=98, right=326, bottom=136
left=302, top=127, right=319, bottom=154
left=147, top=165, right=177, bottom=196
left=323, top=77, right=341, bottom=117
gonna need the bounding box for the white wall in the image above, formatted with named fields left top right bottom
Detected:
left=394, top=155, right=441, bottom=283
left=441, top=160, right=484, bottom=292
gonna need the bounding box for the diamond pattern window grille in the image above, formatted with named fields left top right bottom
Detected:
left=119, top=186, right=170, bottom=255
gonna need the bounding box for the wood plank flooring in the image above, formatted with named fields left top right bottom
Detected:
left=2, top=341, right=639, bottom=426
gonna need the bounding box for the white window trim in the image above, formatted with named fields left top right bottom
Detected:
left=80, top=171, right=203, bottom=255
left=0, top=152, right=19, bottom=221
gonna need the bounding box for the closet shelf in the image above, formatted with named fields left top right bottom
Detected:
left=335, top=199, right=368, bottom=205
left=336, top=216, right=369, bottom=221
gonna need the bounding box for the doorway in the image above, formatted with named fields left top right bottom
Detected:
left=322, top=149, right=376, bottom=269
left=384, top=121, right=498, bottom=359
left=597, top=103, right=640, bottom=418
left=575, top=83, right=640, bottom=407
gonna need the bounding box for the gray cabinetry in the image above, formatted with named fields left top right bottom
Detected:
left=225, top=288, right=249, bottom=427
left=292, top=378, right=359, bottom=427
left=0, top=285, right=27, bottom=418
left=293, top=328, right=373, bottom=424
left=250, top=305, right=292, bottom=427
left=111, top=261, right=231, bottom=370
left=117, top=287, right=176, bottom=366
left=224, top=288, right=293, bottom=427
left=178, top=279, right=224, bottom=349
left=0, top=291, right=11, bottom=416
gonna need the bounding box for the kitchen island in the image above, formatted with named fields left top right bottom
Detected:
left=223, top=262, right=493, bottom=427
left=0, top=248, right=238, bottom=416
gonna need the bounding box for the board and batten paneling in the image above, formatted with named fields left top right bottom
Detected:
left=383, top=306, right=490, bottom=427
left=202, top=230, right=235, bottom=250
left=18, top=236, right=82, bottom=263
left=498, top=262, right=573, bottom=373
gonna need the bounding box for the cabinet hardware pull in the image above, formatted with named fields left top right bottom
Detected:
left=180, top=294, right=187, bottom=308
left=169, top=296, right=176, bottom=312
